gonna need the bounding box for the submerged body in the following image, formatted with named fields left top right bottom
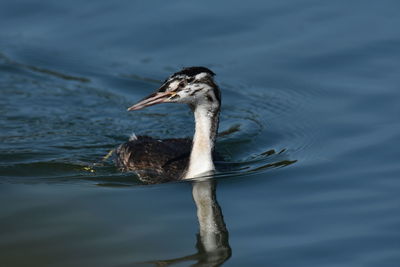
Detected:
left=116, top=67, right=221, bottom=183
left=116, top=136, right=191, bottom=183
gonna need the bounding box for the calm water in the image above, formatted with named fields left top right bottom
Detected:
left=1, top=1, right=400, bottom=266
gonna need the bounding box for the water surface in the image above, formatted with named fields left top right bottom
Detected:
left=1, top=1, right=400, bottom=266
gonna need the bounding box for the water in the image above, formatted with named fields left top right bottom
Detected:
left=1, top=0, right=400, bottom=266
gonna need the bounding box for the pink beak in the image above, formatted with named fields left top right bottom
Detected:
left=127, top=91, right=175, bottom=111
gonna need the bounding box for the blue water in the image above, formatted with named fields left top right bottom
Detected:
left=1, top=1, right=400, bottom=266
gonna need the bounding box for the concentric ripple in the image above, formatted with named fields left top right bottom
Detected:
left=0, top=53, right=315, bottom=186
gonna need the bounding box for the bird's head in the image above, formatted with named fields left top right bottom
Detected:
left=127, top=66, right=221, bottom=111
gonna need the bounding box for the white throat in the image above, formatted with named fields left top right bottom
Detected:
left=184, top=105, right=218, bottom=179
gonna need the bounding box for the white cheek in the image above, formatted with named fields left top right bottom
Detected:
left=181, top=85, right=194, bottom=95
left=178, top=92, right=192, bottom=102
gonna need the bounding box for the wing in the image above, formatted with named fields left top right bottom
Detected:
left=115, top=136, right=192, bottom=183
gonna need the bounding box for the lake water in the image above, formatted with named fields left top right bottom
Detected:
left=1, top=1, right=400, bottom=266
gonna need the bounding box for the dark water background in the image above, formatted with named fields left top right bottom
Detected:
left=1, top=1, right=400, bottom=266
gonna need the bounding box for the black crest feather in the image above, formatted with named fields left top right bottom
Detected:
left=172, top=66, right=215, bottom=78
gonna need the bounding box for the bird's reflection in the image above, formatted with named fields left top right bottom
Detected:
left=147, top=179, right=231, bottom=266
left=191, top=179, right=231, bottom=266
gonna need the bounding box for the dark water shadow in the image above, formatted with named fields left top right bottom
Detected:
left=0, top=52, right=90, bottom=82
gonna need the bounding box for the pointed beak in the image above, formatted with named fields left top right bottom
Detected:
left=127, top=91, right=176, bottom=111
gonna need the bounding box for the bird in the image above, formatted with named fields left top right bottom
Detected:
left=116, top=66, right=221, bottom=184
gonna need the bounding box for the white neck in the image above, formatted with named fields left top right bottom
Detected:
left=184, top=105, right=219, bottom=179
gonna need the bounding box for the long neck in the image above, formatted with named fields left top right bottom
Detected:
left=184, top=105, right=219, bottom=179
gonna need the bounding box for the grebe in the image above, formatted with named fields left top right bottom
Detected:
left=116, top=67, right=221, bottom=183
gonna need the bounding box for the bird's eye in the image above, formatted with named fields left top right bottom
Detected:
left=158, top=84, right=168, bottom=92
left=178, top=81, right=186, bottom=88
